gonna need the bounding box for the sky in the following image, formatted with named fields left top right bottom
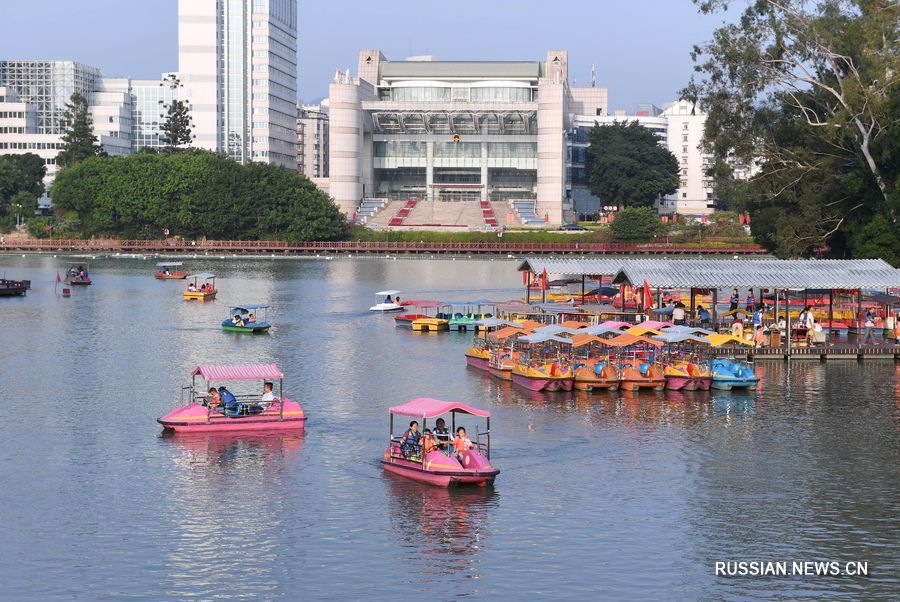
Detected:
left=0, top=0, right=738, bottom=112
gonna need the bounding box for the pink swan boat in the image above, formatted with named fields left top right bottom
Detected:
left=158, top=363, right=306, bottom=433
left=383, top=398, right=499, bottom=488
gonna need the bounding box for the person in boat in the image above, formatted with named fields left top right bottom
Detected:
left=163, top=266, right=170, bottom=275
left=433, top=418, right=450, bottom=449
left=400, top=421, right=421, bottom=459
left=385, top=294, right=393, bottom=304
left=218, top=386, right=240, bottom=416
left=206, top=387, right=221, bottom=409
left=232, top=314, right=245, bottom=327
left=261, top=381, right=275, bottom=403
left=697, top=305, right=711, bottom=328
left=452, top=427, right=473, bottom=462
left=422, top=429, right=439, bottom=455
left=394, top=295, right=401, bottom=305
left=188, top=282, right=197, bottom=292
left=78, top=266, right=86, bottom=279
left=248, top=313, right=256, bottom=323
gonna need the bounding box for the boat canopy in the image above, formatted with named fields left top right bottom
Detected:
left=607, top=333, right=664, bottom=347
left=156, top=261, right=184, bottom=267
left=627, top=326, right=663, bottom=336
left=475, top=317, right=519, bottom=328
left=638, top=320, right=673, bottom=329
left=191, top=363, right=284, bottom=381
left=571, top=334, right=610, bottom=348
left=665, top=325, right=715, bottom=335
left=652, top=332, right=710, bottom=344
left=599, top=320, right=632, bottom=329
left=375, top=290, right=401, bottom=296
left=228, top=304, right=270, bottom=311
left=534, top=324, right=583, bottom=335
left=705, top=333, right=754, bottom=347
left=186, top=273, right=215, bottom=280
left=581, top=325, right=627, bottom=336
left=488, top=325, right=531, bottom=340
left=390, top=397, right=491, bottom=418
left=652, top=306, right=675, bottom=315
left=518, top=333, right=573, bottom=345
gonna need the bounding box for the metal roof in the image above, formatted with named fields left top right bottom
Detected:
left=518, top=257, right=900, bottom=289
left=380, top=61, right=541, bottom=80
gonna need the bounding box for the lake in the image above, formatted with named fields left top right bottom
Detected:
left=0, top=255, right=897, bottom=600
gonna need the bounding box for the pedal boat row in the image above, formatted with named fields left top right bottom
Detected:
left=466, top=319, right=760, bottom=392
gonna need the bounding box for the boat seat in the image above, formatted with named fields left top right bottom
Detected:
left=593, top=362, right=606, bottom=375
left=639, top=363, right=650, bottom=375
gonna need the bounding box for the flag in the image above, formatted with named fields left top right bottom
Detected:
left=643, top=279, right=654, bottom=309
left=540, top=268, right=548, bottom=291
left=57, top=272, right=61, bottom=284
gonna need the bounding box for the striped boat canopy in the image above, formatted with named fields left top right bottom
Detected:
left=192, top=363, right=284, bottom=381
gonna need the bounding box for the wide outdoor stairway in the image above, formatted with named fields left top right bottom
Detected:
left=390, top=200, right=487, bottom=230
left=510, top=199, right=545, bottom=226
left=355, top=198, right=389, bottom=224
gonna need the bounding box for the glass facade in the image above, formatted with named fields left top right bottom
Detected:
left=131, top=83, right=177, bottom=150
left=0, top=61, right=101, bottom=134
left=390, top=86, right=533, bottom=103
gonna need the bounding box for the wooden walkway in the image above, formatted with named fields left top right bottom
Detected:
left=715, top=345, right=900, bottom=361
left=0, top=238, right=768, bottom=256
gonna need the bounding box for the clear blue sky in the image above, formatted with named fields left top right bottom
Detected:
left=0, top=0, right=737, bottom=111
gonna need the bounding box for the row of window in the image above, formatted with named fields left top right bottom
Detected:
left=0, top=141, right=63, bottom=149
left=387, top=87, right=534, bottom=103
left=0, top=126, right=25, bottom=133
left=0, top=111, right=26, bottom=119
left=373, top=141, right=538, bottom=159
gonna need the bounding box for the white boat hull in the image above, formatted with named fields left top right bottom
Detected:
left=370, top=303, right=403, bottom=312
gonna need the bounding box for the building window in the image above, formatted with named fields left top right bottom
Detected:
left=682, top=193, right=687, bottom=198
left=683, top=123, right=688, bottom=130
left=681, top=168, right=687, bottom=175
left=682, top=146, right=687, bottom=153
left=682, top=135, right=688, bottom=142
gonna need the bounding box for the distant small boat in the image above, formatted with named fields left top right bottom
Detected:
left=0, top=278, right=30, bottom=296
left=370, top=290, right=403, bottom=312
left=222, top=304, right=272, bottom=333
left=64, top=262, right=91, bottom=286
left=155, top=261, right=187, bottom=279
left=710, top=358, right=760, bottom=390
left=183, top=273, right=217, bottom=301
left=394, top=300, right=442, bottom=328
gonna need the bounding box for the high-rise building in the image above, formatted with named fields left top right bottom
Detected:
left=297, top=102, right=328, bottom=178
left=659, top=100, right=715, bottom=216
left=178, top=0, right=298, bottom=170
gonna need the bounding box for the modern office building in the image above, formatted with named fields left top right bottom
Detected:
left=178, top=0, right=298, bottom=169
left=297, top=102, right=328, bottom=178
left=0, top=61, right=102, bottom=134
left=0, top=86, right=66, bottom=179
left=328, top=50, right=607, bottom=225
left=101, top=75, right=181, bottom=151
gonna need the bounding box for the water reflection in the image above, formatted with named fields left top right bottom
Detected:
left=385, top=473, right=499, bottom=587
left=159, top=432, right=304, bottom=599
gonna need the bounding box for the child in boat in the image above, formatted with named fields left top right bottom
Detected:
left=232, top=314, right=245, bottom=327
left=206, top=387, right=221, bottom=408
left=400, top=421, right=421, bottom=459
left=452, top=427, right=473, bottom=462
left=422, top=429, right=438, bottom=454
left=248, top=313, right=256, bottom=323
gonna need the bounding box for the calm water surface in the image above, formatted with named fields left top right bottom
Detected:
left=0, top=256, right=897, bottom=600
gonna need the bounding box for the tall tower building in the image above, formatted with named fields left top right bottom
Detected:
left=178, top=0, right=298, bottom=169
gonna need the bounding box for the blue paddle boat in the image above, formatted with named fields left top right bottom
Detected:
left=710, top=358, right=760, bottom=390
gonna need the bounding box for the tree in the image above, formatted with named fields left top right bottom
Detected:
left=585, top=121, right=679, bottom=208
left=0, top=154, right=45, bottom=230
left=161, top=99, right=194, bottom=149
left=610, top=207, right=662, bottom=241
left=56, top=93, right=101, bottom=168
left=683, top=0, right=899, bottom=262
left=50, top=150, right=350, bottom=241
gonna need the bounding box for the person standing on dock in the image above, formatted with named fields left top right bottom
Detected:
left=860, top=309, right=876, bottom=346
left=729, top=289, right=739, bottom=311
left=745, top=291, right=755, bottom=310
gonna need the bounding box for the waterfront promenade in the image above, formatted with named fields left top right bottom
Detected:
left=0, top=238, right=767, bottom=256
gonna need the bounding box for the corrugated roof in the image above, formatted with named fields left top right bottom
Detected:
left=517, top=257, right=900, bottom=289
left=380, top=61, right=542, bottom=80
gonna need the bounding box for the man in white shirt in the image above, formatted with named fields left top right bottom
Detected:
left=261, top=382, right=276, bottom=402
left=672, top=304, right=686, bottom=325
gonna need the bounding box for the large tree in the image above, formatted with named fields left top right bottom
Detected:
left=585, top=121, right=679, bottom=208
left=161, top=99, right=194, bottom=149
left=682, top=0, right=899, bottom=262
left=56, top=92, right=101, bottom=168
left=0, top=153, right=45, bottom=230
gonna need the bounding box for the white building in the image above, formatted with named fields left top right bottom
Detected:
left=659, top=99, right=715, bottom=216
left=328, top=49, right=607, bottom=226
left=0, top=86, right=65, bottom=181
left=178, top=0, right=298, bottom=170
left=297, top=102, right=328, bottom=178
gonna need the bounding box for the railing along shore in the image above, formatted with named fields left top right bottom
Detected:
left=0, top=238, right=768, bottom=255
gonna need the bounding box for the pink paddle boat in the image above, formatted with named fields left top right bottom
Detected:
left=383, top=398, right=499, bottom=488
left=157, top=364, right=306, bottom=433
